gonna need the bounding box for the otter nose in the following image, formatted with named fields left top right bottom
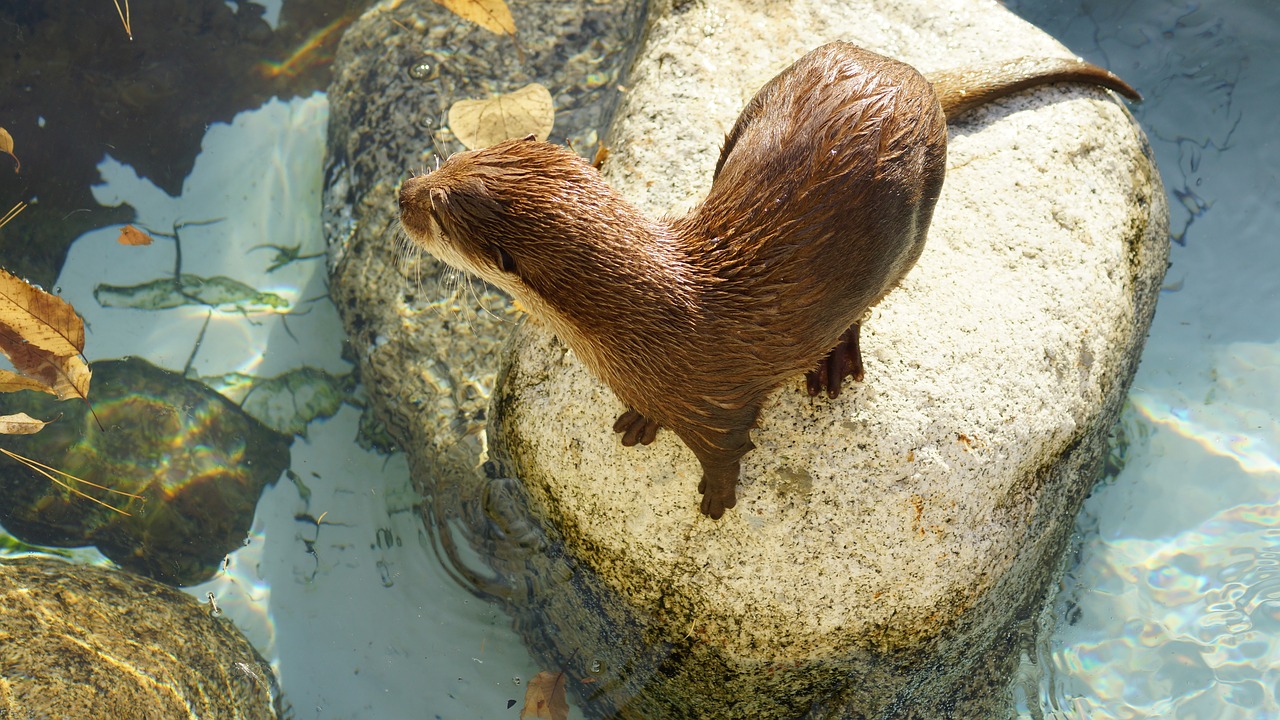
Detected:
left=398, top=176, right=422, bottom=209
left=398, top=176, right=433, bottom=235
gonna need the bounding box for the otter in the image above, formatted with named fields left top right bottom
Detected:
left=398, top=42, right=1140, bottom=519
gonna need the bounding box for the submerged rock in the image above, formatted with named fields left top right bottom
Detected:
left=326, top=0, right=1168, bottom=716
left=0, top=358, right=291, bottom=585
left=0, top=555, right=279, bottom=719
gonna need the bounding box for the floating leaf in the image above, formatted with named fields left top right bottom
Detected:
left=0, top=127, right=19, bottom=172
left=448, top=83, right=554, bottom=150
left=0, top=267, right=91, bottom=402
left=117, top=224, right=154, bottom=246
left=520, top=670, right=569, bottom=720
left=0, top=267, right=84, bottom=357
left=432, top=0, right=516, bottom=36
left=0, top=412, right=50, bottom=435
left=94, top=274, right=289, bottom=312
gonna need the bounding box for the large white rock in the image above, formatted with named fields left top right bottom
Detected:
left=485, top=0, right=1168, bottom=715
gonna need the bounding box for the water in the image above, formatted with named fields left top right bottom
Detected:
left=1003, top=0, right=1280, bottom=717
left=0, top=0, right=1275, bottom=717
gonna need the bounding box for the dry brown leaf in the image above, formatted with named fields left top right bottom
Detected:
left=117, top=224, right=154, bottom=246
left=0, top=412, right=49, bottom=435
left=432, top=0, right=515, bottom=35
left=448, top=83, right=554, bottom=150
left=592, top=144, right=610, bottom=170
left=0, top=126, right=19, bottom=173
left=0, top=267, right=91, bottom=401
left=0, top=369, right=59, bottom=395
left=0, top=332, right=91, bottom=402
left=520, top=670, right=569, bottom=720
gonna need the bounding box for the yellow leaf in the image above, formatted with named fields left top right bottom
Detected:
left=49, top=353, right=92, bottom=402
left=0, top=126, right=18, bottom=173
left=448, top=83, right=555, bottom=150
left=432, top=0, right=515, bottom=35
left=520, top=670, right=569, bottom=720
left=117, top=224, right=154, bottom=246
left=0, top=412, right=49, bottom=435
left=0, top=267, right=85, bottom=358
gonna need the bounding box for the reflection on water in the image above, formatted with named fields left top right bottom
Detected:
left=1129, top=347, right=1280, bottom=479
left=1029, top=341, right=1280, bottom=718
left=1031, top=498, right=1280, bottom=719
left=0, top=358, right=292, bottom=585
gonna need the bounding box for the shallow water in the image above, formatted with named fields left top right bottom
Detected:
left=1005, top=0, right=1280, bottom=717
left=0, top=0, right=1274, bottom=717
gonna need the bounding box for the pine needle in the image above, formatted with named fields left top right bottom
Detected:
left=0, top=447, right=143, bottom=516
left=111, top=0, right=132, bottom=41
left=0, top=201, right=25, bottom=230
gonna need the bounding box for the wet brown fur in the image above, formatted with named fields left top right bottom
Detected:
left=397, top=42, right=1140, bottom=519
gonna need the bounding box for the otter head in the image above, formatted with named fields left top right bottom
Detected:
left=398, top=138, right=683, bottom=336
left=399, top=138, right=613, bottom=298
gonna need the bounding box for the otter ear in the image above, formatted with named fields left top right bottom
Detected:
left=429, top=187, right=448, bottom=211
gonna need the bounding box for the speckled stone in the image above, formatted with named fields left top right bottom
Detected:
left=326, top=0, right=1168, bottom=717
left=0, top=556, right=279, bottom=719
left=485, top=1, right=1168, bottom=718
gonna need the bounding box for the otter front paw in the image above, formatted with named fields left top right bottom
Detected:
left=613, top=408, right=661, bottom=446
left=806, top=323, right=865, bottom=399
left=697, top=475, right=738, bottom=519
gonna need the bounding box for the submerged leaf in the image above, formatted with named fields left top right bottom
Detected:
left=207, top=367, right=355, bottom=437
left=94, top=274, right=289, bottom=312
left=432, top=0, right=516, bottom=35
left=448, top=83, right=554, bottom=150
left=520, top=670, right=569, bottom=720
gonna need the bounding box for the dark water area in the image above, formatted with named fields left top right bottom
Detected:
left=0, top=0, right=366, bottom=287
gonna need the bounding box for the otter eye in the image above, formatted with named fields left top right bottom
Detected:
left=495, top=247, right=517, bottom=274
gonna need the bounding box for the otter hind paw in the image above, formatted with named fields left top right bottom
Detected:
left=806, top=323, right=865, bottom=399
left=697, top=475, right=738, bottom=520
left=613, top=408, right=661, bottom=446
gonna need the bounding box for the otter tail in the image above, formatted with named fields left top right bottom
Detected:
left=927, top=57, right=1141, bottom=119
